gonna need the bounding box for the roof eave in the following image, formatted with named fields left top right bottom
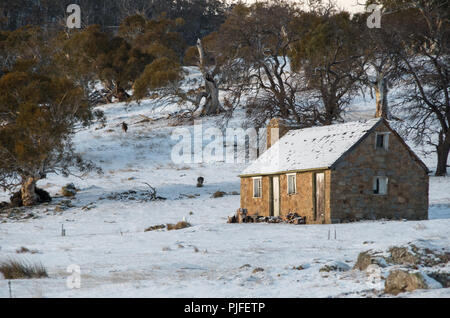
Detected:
left=239, top=166, right=330, bottom=178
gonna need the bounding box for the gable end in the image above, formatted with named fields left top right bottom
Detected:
left=329, top=119, right=383, bottom=170
left=330, top=119, right=429, bottom=174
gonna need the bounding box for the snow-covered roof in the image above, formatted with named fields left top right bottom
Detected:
left=241, top=118, right=383, bottom=176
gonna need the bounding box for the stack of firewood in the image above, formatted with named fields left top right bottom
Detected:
left=228, top=209, right=305, bottom=225
left=284, top=212, right=306, bottom=225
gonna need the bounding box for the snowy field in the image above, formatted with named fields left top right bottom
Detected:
left=0, top=78, right=449, bottom=298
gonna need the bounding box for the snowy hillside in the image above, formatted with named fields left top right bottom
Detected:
left=0, top=71, right=449, bottom=298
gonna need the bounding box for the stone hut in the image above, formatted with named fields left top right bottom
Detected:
left=239, top=118, right=429, bottom=224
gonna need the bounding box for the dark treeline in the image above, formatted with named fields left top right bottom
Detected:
left=0, top=0, right=227, bottom=45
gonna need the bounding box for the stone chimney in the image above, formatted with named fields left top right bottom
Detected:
left=266, top=118, right=292, bottom=149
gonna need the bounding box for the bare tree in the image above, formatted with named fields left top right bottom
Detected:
left=385, top=0, right=449, bottom=175
left=196, top=38, right=222, bottom=115
left=355, top=9, right=401, bottom=119
left=291, top=9, right=367, bottom=125
left=208, top=1, right=312, bottom=127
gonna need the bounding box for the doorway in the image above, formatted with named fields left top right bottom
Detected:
left=271, top=176, right=280, bottom=217
left=315, top=172, right=325, bottom=222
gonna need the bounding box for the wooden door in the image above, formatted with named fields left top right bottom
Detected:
left=315, top=173, right=325, bottom=222
left=272, top=176, right=280, bottom=217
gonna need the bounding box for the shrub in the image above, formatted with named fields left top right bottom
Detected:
left=0, top=259, right=48, bottom=279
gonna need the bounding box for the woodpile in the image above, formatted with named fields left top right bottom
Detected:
left=284, top=212, right=306, bottom=225
left=227, top=209, right=306, bottom=225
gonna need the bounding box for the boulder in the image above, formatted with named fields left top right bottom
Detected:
left=0, top=201, right=10, bottom=210
left=35, top=188, right=51, bottom=203
left=61, top=183, right=77, bottom=197
left=384, top=270, right=441, bottom=295
left=354, top=251, right=387, bottom=270
left=9, top=191, right=22, bottom=207
left=319, top=261, right=351, bottom=272
left=428, top=272, right=450, bottom=288
left=388, top=247, right=418, bottom=265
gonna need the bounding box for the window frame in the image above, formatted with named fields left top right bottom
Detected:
left=287, top=173, right=297, bottom=195
left=252, top=177, right=262, bottom=198
left=373, top=176, right=388, bottom=195
left=374, top=132, right=390, bottom=150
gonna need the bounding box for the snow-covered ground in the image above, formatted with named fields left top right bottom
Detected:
left=0, top=74, right=449, bottom=298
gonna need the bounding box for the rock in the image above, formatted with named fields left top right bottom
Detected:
left=9, top=191, right=22, bottom=207
left=0, top=202, right=9, bottom=210
left=54, top=206, right=63, bottom=212
left=384, top=270, right=440, bottom=295
left=252, top=267, right=264, bottom=273
left=35, top=188, right=51, bottom=203
left=388, top=247, right=419, bottom=265
left=61, top=184, right=77, bottom=197
left=211, top=191, right=226, bottom=198
left=320, top=261, right=351, bottom=272
left=65, top=183, right=76, bottom=189
left=60, top=200, right=74, bottom=208
left=428, top=272, right=450, bottom=288
left=354, top=251, right=387, bottom=270
left=61, top=189, right=76, bottom=197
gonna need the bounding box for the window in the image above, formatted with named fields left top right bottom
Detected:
left=253, top=177, right=262, bottom=198
left=287, top=174, right=296, bottom=194
left=375, top=132, right=389, bottom=150
left=373, top=176, right=388, bottom=195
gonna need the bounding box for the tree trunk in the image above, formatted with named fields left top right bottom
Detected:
left=21, top=177, right=38, bottom=206
left=435, top=133, right=450, bottom=176
left=196, top=38, right=221, bottom=115
left=323, top=97, right=337, bottom=125
left=117, top=87, right=130, bottom=102
left=204, top=74, right=220, bottom=114
left=375, top=77, right=389, bottom=119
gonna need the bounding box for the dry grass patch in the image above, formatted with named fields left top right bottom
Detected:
left=0, top=259, right=48, bottom=279
left=167, top=221, right=191, bottom=231
left=145, top=220, right=191, bottom=232
left=144, top=224, right=165, bottom=232
left=252, top=267, right=264, bottom=273
left=16, top=247, right=39, bottom=254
